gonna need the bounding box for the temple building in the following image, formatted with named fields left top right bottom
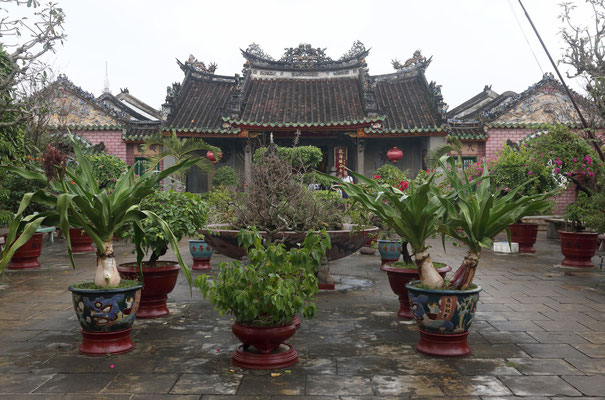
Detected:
left=158, top=42, right=451, bottom=192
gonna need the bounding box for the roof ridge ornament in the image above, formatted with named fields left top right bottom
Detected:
left=181, top=55, right=217, bottom=74
left=280, top=43, right=333, bottom=65
left=339, top=40, right=367, bottom=61
left=245, top=43, right=274, bottom=61
left=392, top=50, right=432, bottom=72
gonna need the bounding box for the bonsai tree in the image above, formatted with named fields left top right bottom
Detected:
left=436, top=156, right=553, bottom=289
left=564, top=192, right=605, bottom=233
left=0, top=141, right=199, bottom=287
left=212, top=165, right=240, bottom=188
left=195, top=227, right=330, bottom=326
left=121, top=190, right=208, bottom=265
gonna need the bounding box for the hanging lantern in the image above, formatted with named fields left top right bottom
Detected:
left=206, top=151, right=221, bottom=164
left=387, top=147, right=403, bottom=163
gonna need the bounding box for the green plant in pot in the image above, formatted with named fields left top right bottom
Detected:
left=195, top=227, right=330, bottom=369
left=0, top=140, right=197, bottom=355
left=489, top=143, right=558, bottom=253
left=118, top=190, right=207, bottom=318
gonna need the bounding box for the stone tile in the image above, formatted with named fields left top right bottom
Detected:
left=562, top=375, right=605, bottom=397
left=574, top=344, right=605, bottom=358
left=578, top=332, right=605, bottom=344
left=518, top=343, right=589, bottom=359
left=479, top=331, right=538, bottom=344
left=499, top=376, right=581, bottom=396
left=527, top=331, right=592, bottom=344
left=434, top=375, right=511, bottom=396
left=372, top=375, right=443, bottom=396
left=449, top=358, right=521, bottom=376
left=467, top=344, right=528, bottom=359
left=534, top=320, right=595, bottom=332
left=62, top=395, right=133, bottom=400
left=395, top=356, right=457, bottom=375
left=489, top=321, right=544, bottom=332
left=567, top=357, right=605, bottom=374
left=34, top=373, right=115, bottom=393
left=102, top=374, right=179, bottom=394
left=236, top=374, right=306, bottom=396
left=200, top=396, right=268, bottom=400
left=505, top=358, right=584, bottom=375
left=306, top=375, right=372, bottom=396
left=0, top=374, right=54, bottom=394
left=170, top=374, right=242, bottom=395
left=0, top=395, right=63, bottom=400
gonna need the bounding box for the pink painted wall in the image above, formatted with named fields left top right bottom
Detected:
left=77, top=130, right=127, bottom=163
left=553, top=184, right=577, bottom=215
left=484, top=128, right=531, bottom=159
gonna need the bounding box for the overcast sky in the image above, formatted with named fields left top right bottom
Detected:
left=29, top=0, right=595, bottom=111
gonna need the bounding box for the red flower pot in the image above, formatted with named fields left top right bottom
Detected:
left=559, top=231, right=598, bottom=268
left=381, top=263, right=451, bottom=319
left=3, top=232, right=43, bottom=270
left=509, top=223, right=539, bottom=253
left=231, top=320, right=298, bottom=369
left=69, top=228, right=95, bottom=253
left=117, top=261, right=180, bottom=318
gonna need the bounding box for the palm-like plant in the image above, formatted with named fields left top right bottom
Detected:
left=142, top=131, right=221, bottom=189
left=0, top=141, right=199, bottom=288
left=436, top=156, right=553, bottom=289
left=333, top=171, right=446, bottom=288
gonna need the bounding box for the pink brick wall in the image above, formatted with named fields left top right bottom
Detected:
left=77, top=130, right=127, bottom=163
left=553, top=184, right=577, bottom=215
left=484, top=128, right=532, bottom=159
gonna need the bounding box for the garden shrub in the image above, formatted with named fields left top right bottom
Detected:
left=253, top=145, right=322, bottom=169
left=81, top=153, right=127, bottom=190
left=372, top=164, right=408, bottom=188
left=212, top=165, right=240, bottom=187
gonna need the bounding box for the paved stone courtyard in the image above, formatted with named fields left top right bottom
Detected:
left=0, top=231, right=604, bottom=399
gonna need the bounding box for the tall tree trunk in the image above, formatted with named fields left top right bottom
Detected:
left=413, top=248, right=444, bottom=288
left=94, top=241, right=120, bottom=287
left=449, top=250, right=479, bottom=290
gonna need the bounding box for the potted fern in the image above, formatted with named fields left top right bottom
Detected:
left=0, top=140, right=197, bottom=355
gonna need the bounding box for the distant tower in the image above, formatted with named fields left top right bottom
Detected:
left=103, top=61, right=111, bottom=94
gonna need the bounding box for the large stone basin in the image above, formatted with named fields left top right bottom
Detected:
left=201, top=224, right=379, bottom=262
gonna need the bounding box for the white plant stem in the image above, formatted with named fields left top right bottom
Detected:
left=94, top=241, right=120, bottom=287
left=414, top=248, right=444, bottom=289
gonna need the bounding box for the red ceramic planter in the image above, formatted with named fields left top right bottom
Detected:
left=559, top=231, right=598, bottom=268
left=117, top=261, right=180, bottom=318
left=381, top=263, right=451, bottom=319
left=69, top=228, right=95, bottom=253
left=4, top=232, right=43, bottom=270
left=509, top=223, right=539, bottom=253
left=231, top=320, right=298, bottom=369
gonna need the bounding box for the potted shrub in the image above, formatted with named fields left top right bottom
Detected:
left=212, top=165, right=240, bottom=188
left=0, top=141, right=197, bottom=355
left=525, top=125, right=604, bottom=266
left=118, top=190, right=207, bottom=317
left=488, top=144, right=558, bottom=252
left=338, top=154, right=551, bottom=356
left=195, top=227, right=330, bottom=369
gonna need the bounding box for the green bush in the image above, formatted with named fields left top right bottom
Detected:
left=194, top=227, right=329, bottom=326
left=0, top=165, right=48, bottom=214
left=0, top=210, right=12, bottom=228
left=492, top=145, right=558, bottom=196
left=202, top=187, right=236, bottom=225
left=121, top=190, right=207, bottom=263
left=565, top=192, right=605, bottom=233
left=81, top=153, right=127, bottom=190
left=253, top=145, right=322, bottom=169
left=212, top=165, right=240, bottom=187
left=372, top=164, right=408, bottom=188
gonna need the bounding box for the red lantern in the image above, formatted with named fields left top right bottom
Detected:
left=206, top=151, right=222, bottom=163
left=387, top=147, right=403, bottom=163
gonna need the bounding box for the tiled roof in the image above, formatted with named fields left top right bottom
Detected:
left=168, top=75, right=236, bottom=131
left=374, top=74, right=445, bottom=133
left=239, top=78, right=365, bottom=125
left=123, top=122, right=161, bottom=142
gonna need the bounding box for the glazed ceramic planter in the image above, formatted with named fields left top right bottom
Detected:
left=69, top=228, right=95, bottom=253
left=509, top=223, right=539, bottom=253
left=559, top=231, right=598, bottom=268
left=117, top=262, right=180, bottom=318
left=3, top=232, right=43, bottom=270
left=231, top=320, right=298, bottom=369
left=378, top=239, right=402, bottom=265
left=188, top=239, right=214, bottom=270
left=69, top=283, right=142, bottom=355
left=381, top=264, right=451, bottom=319
left=406, top=280, right=482, bottom=356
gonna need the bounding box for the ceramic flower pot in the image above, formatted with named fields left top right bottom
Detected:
left=559, top=231, right=598, bottom=268
left=69, top=228, right=95, bottom=253
left=381, top=264, right=451, bottom=319
left=509, top=223, right=539, bottom=253
left=3, top=232, right=43, bottom=270
left=231, top=320, right=299, bottom=369
left=378, top=239, right=402, bottom=265
left=406, top=280, right=482, bottom=357
left=189, top=239, right=213, bottom=270
left=117, top=262, right=180, bottom=318
left=69, top=283, right=142, bottom=356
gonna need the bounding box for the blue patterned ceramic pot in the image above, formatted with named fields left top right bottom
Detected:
left=69, top=284, right=142, bottom=332
left=378, top=239, right=402, bottom=262
left=189, top=239, right=214, bottom=270
left=406, top=280, right=481, bottom=334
